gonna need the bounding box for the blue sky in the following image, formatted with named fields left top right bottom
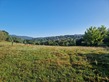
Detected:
left=0, top=0, right=109, bottom=37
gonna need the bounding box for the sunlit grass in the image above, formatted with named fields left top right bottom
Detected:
left=0, top=42, right=109, bottom=82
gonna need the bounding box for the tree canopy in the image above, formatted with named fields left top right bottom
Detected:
left=0, top=30, right=9, bottom=41
left=83, top=25, right=107, bottom=46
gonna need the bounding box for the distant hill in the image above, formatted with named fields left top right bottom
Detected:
left=9, top=34, right=83, bottom=46
left=33, top=34, right=83, bottom=41
left=11, top=34, right=83, bottom=40
left=10, top=35, right=33, bottom=40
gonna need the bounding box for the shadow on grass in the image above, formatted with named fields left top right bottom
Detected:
left=69, top=52, right=109, bottom=82
left=86, top=53, right=109, bottom=81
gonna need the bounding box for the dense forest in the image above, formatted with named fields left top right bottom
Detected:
left=0, top=25, right=109, bottom=46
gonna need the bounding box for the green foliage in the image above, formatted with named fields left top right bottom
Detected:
left=12, top=36, right=24, bottom=43
left=103, top=28, right=109, bottom=46
left=98, top=25, right=107, bottom=38
left=27, top=35, right=82, bottom=46
left=0, top=30, right=9, bottom=41
left=27, top=38, right=77, bottom=46
left=84, top=26, right=107, bottom=46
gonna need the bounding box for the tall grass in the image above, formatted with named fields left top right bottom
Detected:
left=0, top=42, right=109, bottom=82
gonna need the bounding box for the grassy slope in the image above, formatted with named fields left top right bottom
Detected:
left=0, top=42, right=109, bottom=82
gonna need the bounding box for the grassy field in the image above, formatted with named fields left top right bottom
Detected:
left=0, top=42, right=109, bottom=82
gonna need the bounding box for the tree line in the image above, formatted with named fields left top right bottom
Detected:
left=0, top=25, right=109, bottom=46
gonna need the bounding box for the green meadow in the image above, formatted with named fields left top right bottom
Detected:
left=0, top=42, right=109, bottom=82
